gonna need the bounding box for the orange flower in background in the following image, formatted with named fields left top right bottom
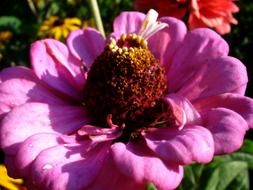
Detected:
left=134, top=0, right=239, bottom=34
left=189, top=0, right=239, bottom=34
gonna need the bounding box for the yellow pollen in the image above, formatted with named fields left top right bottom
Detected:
left=108, top=34, right=149, bottom=54
left=121, top=34, right=127, bottom=41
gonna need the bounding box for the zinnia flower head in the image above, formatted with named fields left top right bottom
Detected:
left=0, top=9, right=252, bottom=190
left=134, top=0, right=239, bottom=34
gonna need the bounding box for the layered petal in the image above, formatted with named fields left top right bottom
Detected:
left=112, top=11, right=145, bottom=39
left=148, top=17, right=187, bottom=70
left=194, top=93, right=253, bottom=128
left=4, top=155, right=20, bottom=178
left=30, top=39, right=84, bottom=99
left=27, top=142, right=110, bottom=190
left=165, top=94, right=201, bottom=127
left=87, top=152, right=145, bottom=190
left=15, top=133, right=67, bottom=177
left=0, top=102, right=87, bottom=154
left=111, top=142, right=184, bottom=190
left=67, top=28, right=105, bottom=70
left=201, top=108, right=248, bottom=154
left=168, top=28, right=229, bottom=93
left=177, top=56, right=248, bottom=101
left=77, top=124, right=122, bottom=142
left=0, top=67, right=67, bottom=115
left=143, top=125, right=214, bottom=165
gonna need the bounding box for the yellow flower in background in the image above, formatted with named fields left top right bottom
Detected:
left=0, top=165, right=26, bottom=190
left=82, top=19, right=94, bottom=29
left=39, top=16, right=82, bottom=40
left=0, top=31, right=13, bottom=49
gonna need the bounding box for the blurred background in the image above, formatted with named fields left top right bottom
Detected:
left=0, top=0, right=253, bottom=189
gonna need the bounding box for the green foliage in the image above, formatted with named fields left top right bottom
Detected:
left=203, top=161, right=247, bottom=190
left=146, top=182, right=158, bottom=190
left=0, top=16, right=22, bottom=33
left=178, top=139, right=253, bottom=190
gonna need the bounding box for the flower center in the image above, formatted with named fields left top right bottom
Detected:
left=53, top=18, right=64, bottom=27
left=83, top=9, right=174, bottom=141
left=84, top=34, right=169, bottom=127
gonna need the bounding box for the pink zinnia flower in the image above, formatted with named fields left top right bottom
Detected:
left=134, top=0, right=239, bottom=34
left=0, top=9, right=252, bottom=190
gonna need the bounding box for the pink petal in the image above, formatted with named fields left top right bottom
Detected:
left=30, top=39, right=83, bottom=100
left=201, top=108, right=249, bottom=155
left=87, top=154, right=145, bottom=190
left=148, top=17, right=187, bottom=70
left=112, top=11, right=145, bottom=39
left=165, top=94, right=201, bottom=127
left=143, top=125, right=214, bottom=165
left=27, top=142, right=110, bottom=190
left=168, top=28, right=229, bottom=93
left=4, top=155, right=19, bottom=178
left=194, top=93, right=253, bottom=128
left=15, top=133, right=66, bottom=177
left=177, top=56, right=248, bottom=101
left=78, top=124, right=122, bottom=142
left=0, top=102, right=88, bottom=155
left=67, top=28, right=105, bottom=70
left=0, top=67, right=67, bottom=116
left=111, top=142, right=184, bottom=190
left=0, top=66, right=35, bottom=82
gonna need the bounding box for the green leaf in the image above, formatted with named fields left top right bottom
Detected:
left=177, top=164, right=205, bottom=190
left=226, top=168, right=249, bottom=190
left=179, top=165, right=196, bottom=189
left=146, top=182, right=158, bottom=190
left=0, top=16, right=21, bottom=33
left=227, top=152, right=253, bottom=169
left=203, top=161, right=247, bottom=190
left=210, top=139, right=253, bottom=170
left=240, top=139, right=253, bottom=154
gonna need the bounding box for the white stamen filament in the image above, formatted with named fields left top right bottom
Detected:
left=138, top=9, right=168, bottom=40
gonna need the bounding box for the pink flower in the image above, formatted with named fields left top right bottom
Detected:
left=0, top=9, right=252, bottom=190
left=134, top=0, right=239, bottom=34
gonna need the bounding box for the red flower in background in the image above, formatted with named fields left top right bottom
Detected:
left=135, top=0, right=188, bottom=19
left=134, top=0, right=239, bottom=34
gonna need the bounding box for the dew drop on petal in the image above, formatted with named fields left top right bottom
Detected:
left=42, top=164, right=53, bottom=170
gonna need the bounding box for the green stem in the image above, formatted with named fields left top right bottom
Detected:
left=88, top=0, right=105, bottom=38
left=27, top=0, right=37, bottom=17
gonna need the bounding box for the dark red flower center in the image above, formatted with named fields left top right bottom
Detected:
left=53, top=18, right=64, bottom=27
left=83, top=34, right=173, bottom=140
